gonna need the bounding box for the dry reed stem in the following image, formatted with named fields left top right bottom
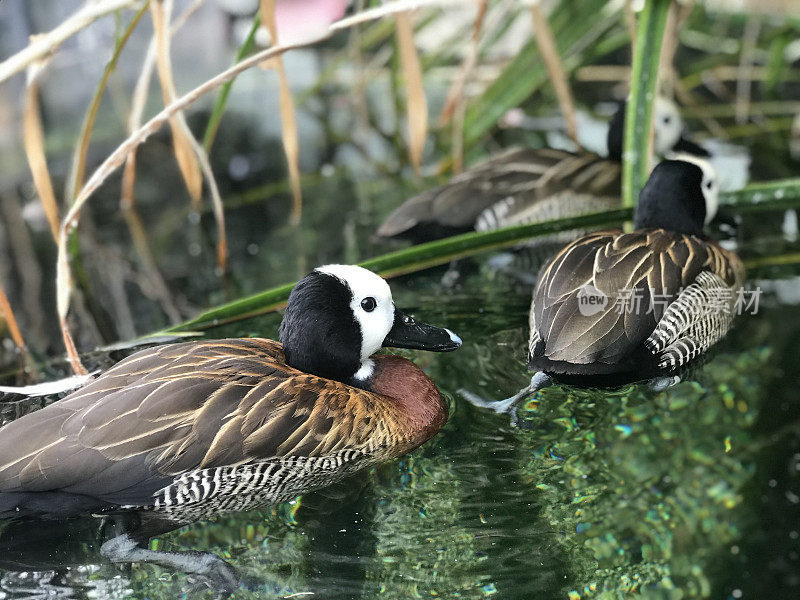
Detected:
left=656, top=0, right=678, bottom=98
left=121, top=0, right=203, bottom=207
left=151, top=0, right=203, bottom=204
left=530, top=2, right=579, bottom=146
left=395, top=11, right=428, bottom=174
left=0, top=288, right=27, bottom=352
left=440, top=0, right=487, bottom=173
left=181, top=115, right=228, bottom=273
left=56, top=0, right=467, bottom=371
left=68, top=1, right=149, bottom=202
left=118, top=22, right=184, bottom=323
left=22, top=62, right=61, bottom=242
left=330, top=0, right=473, bottom=30
left=0, top=194, right=47, bottom=347
left=60, top=315, right=88, bottom=375
left=347, top=0, right=371, bottom=141
left=624, top=0, right=637, bottom=57
left=439, top=0, right=486, bottom=125
left=0, top=0, right=140, bottom=84
left=119, top=1, right=202, bottom=326
left=260, top=0, right=303, bottom=225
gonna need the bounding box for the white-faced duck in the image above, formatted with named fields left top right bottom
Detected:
left=0, top=264, right=461, bottom=587
left=377, top=97, right=708, bottom=244
left=464, top=157, right=745, bottom=418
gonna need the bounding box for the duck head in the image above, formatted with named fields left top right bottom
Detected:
left=606, top=97, right=707, bottom=161
left=633, top=155, right=719, bottom=236
left=279, top=264, right=462, bottom=386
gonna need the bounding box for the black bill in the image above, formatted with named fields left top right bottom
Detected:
left=382, top=308, right=462, bottom=352
left=672, top=136, right=711, bottom=158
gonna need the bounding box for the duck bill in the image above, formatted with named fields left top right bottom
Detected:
left=671, top=135, right=710, bottom=158
left=383, top=309, right=462, bottom=352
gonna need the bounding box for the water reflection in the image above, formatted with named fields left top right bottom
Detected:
left=0, top=267, right=798, bottom=599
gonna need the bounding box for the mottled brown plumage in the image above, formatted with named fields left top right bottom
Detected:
left=0, top=338, right=447, bottom=514
left=528, top=228, right=745, bottom=381
left=376, top=147, right=621, bottom=242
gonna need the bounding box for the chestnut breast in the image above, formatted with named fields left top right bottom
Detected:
left=369, top=355, right=448, bottom=454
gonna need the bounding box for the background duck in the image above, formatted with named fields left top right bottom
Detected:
left=376, top=98, right=706, bottom=244
left=464, top=157, right=745, bottom=418
left=0, top=264, right=461, bottom=588
left=528, top=156, right=744, bottom=387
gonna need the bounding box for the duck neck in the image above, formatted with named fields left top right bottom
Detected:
left=282, top=339, right=363, bottom=385
left=633, top=175, right=706, bottom=236
left=349, top=359, right=375, bottom=390
left=605, top=104, right=625, bottom=162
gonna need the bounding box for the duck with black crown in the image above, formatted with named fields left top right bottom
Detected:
left=464, top=156, right=745, bottom=417
left=0, top=265, right=461, bottom=590
left=376, top=97, right=708, bottom=243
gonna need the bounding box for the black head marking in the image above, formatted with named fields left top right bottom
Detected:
left=279, top=271, right=362, bottom=383
left=634, top=160, right=708, bottom=236
left=606, top=102, right=626, bottom=161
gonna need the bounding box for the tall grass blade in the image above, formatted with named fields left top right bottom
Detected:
left=68, top=2, right=149, bottom=203
left=203, top=16, right=261, bottom=152
left=0, top=288, right=38, bottom=380
left=622, top=0, right=670, bottom=208
left=463, top=0, right=617, bottom=148
left=162, top=178, right=800, bottom=333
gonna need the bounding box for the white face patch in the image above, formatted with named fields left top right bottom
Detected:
left=653, top=96, right=683, bottom=156
left=315, top=264, right=395, bottom=363
left=671, top=153, right=719, bottom=224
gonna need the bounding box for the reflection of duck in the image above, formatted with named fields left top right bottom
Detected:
left=377, top=98, right=707, bottom=243
left=0, top=265, right=460, bottom=589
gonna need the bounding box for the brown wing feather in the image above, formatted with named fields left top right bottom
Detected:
left=377, top=147, right=620, bottom=238
left=531, top=229, right=744, bottom=368
left=0, top=338, right=397, bottom=502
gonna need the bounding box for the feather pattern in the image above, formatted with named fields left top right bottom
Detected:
left=528, top=228, right=745, bottom=378
left=377, top=148, right=621, bottom=242
left=0, top=339, right=446, bottom=518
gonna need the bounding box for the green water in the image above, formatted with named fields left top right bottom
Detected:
left=1, top=241, right=799, bottom=599
left=1, top=101, right=799, bottom=599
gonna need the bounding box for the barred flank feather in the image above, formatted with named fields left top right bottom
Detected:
left=0, top=339, right=445, bottom=521
left=529, top=228, right=745, bottom=376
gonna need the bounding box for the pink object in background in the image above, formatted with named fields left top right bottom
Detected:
left=275, top=0, right=349, bottom=45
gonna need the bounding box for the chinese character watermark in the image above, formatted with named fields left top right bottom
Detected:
left=574, top=285, right=762, bottom=316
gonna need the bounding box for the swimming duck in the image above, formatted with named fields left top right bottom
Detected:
left=377, top=98, right=707, bottom=243
left=465, top=157, right=744, bottom=415
left=527, top=155, right=744, bottom=385
left=0, top=265, right=460, bottom=578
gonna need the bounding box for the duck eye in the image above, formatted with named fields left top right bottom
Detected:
left=662, top=116, right=671, bottom=124
left=705, top=180, right=713, bottom=190
left=361, top=297, right=377, bottom=312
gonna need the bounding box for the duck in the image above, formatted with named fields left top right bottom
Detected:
left=376, top=97, right=708, bottom=244
left=464, top=156, right=745, bottom=416
left=530, top=155, right=745, bottom=384
left=0, top=265, right=461, bottom=580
